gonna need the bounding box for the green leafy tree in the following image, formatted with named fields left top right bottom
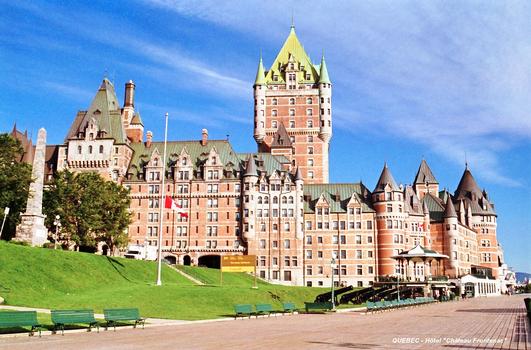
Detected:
left=43, top=170, right=132, bottom=253
left=0, top=134, right=32, bottom=240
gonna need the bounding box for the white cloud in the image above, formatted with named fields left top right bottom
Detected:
left=143, top=0, right=531, bottom=186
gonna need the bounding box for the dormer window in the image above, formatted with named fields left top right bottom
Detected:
left=305, top=74, right=311, bottom=80
left=290, top=63, right=294, bottom=70
left=182, top=158, right=187, bottom=166
left=89, top=133, right=94, bottom=140
left=273, top=75, right=279, bottom=82
left=153, top=158, right=159, bottom=166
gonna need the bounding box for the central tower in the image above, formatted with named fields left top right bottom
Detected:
left=253, top=25, right=332, bottom=184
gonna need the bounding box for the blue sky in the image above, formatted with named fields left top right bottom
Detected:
left=1, top=1, right=529, bottom=272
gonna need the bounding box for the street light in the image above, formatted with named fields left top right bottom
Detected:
left=53, top=215, right=61, bottom=250
left=331, top=257, right=337, bottom=310
left=0, top=207, right=9, bottom=240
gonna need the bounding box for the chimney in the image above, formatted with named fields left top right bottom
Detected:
left=201, top=128, right=208, bottom=146
left=146, top=130, right=153, bottom=148
left=124, top=80, right=135, bottom=108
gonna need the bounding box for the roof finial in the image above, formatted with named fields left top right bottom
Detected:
left=291, top=10, right=294, bottom=29
left=465, top=151, right=468, bottom=169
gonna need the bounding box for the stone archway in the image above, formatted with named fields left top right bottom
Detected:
left=198, top=255, right=220, bottom=269
left=164, top=255, right=177, bottom=265
left=183, top=255, right=191, bottom=266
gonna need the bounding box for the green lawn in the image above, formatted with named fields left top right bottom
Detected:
left=0, top=242, right=330, bottom=320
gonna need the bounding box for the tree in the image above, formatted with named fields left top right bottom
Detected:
left=43, top=170, right=132, bottom=253
left=0, top=134, right=32, bottom=240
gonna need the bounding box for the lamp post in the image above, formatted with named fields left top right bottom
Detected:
left=53, top=215, right=61, bottom=249
left=0, top=207, right=9, bottom=240
left=331, top=257, right=337, bottom=309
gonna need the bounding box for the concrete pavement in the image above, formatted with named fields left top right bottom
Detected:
left=0, top=295, right=529, bottom=349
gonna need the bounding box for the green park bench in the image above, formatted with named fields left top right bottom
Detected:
left=234, top=304, right=253, bottom=319
left=304, top=302, right=333, bottom=313
left=103, top=308, right=145, bottom=331
left=51, top=309, right=99, bottom=335
left=282, top=302, right=297, bottom=314
left=255, top=304, right=273, bottom=317
left=0, top=311, right=42, bottom=337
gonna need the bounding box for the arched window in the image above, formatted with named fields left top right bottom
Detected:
left=77, top=145, right=82, bottom=154
left=258, top=196, right=262, bottom=204
left=289, top=98, right=295, bottom=105
left=182, top=157, right=187, bottom=166
left=273, top=196, right=278, bottom=204
left=88, top=145, right=93, bottom=154
left=264, top=196, right=269, bottom=204
left=99, top=145, right=104, bottom=154
left=272, top=98, right=278, bottom=105
left=306, top=97, right=312, bottom=104
left=282, top=196, right=287, bottom=204
left=288, top=196, right=294, bottom=204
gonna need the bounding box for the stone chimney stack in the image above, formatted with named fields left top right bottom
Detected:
left=201, top=128, right=208, bottom=146
left=146, top=131, right=153, bottom=147
left=124, top=80, right=135, bottom=108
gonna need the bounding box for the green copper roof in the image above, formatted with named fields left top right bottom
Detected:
left=254, top=56, right=266, bottom=86
left=304, top=183, right=374, bottom=214
left=65, top=78, right=126, bottom=144
left=126, top=140, right=241, bottom=181
left=264, top=27, right=320, bottom=84
left=318, top=55, right=331, bottom=84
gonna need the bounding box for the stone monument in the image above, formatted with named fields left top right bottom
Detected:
left=15, top=128, right=48, bottom=246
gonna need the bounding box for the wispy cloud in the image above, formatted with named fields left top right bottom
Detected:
left=142, top=0, right=531, bottom=186
left=42, top=81, right=93, bottom=102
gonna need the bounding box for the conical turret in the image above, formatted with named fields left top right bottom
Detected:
left=254, top=55, right=266, bottom=86
left=244, top=156, right=258, bottom=177
left=443, top=195, right=457, bottom=218
left=318, top=55, right=331, bottom=84
left=374, top=163, right=399, bottom=192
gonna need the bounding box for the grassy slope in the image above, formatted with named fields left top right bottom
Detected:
left=0, top=242, right=327, bottom=320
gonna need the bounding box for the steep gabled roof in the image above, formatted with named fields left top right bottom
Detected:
left=414, top=159, right=438, bottom=184
left=270, top=122, right=293, bottom=148
left=264, top=26, right=320, bottom=84
left=65, top=78, right=126, bottom=144
left=374, top=163, right=399, bottom=192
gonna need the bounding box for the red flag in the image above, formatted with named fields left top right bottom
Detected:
left=165, top=196, right=188, bottom=218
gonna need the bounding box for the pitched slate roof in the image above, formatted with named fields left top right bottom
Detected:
left=65, top=78, right=127, bottom=144
left=414, top=159, right=438, bottom=184
left=264, top=26, right=320, bottom=84
left=374, top=163, right=399, bottom=192
left=270, top=122, right=293, bottom=148
left=126, top=140, right=241, bottom=181
left=421, top=193, right=445, bottom=222
left=130, top=112, right=143, bottom=126
left=304, top=183, right=374, bottom=214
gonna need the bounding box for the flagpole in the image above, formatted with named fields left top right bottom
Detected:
left=156, top=112, right=169, bottom=286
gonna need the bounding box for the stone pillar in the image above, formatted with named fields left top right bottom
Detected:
left=15, top=128, right=48, bottom=246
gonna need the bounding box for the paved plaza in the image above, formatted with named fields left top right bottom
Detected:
left=0, top=295, right=529, bottom=349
